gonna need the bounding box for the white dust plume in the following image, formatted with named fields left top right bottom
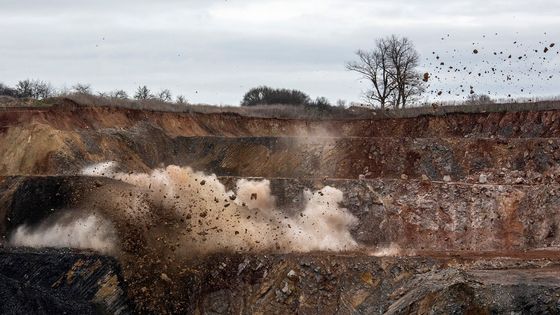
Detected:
left=10, top=214, right=117, bottom=254
left=82, top=162, right=359, bottom=254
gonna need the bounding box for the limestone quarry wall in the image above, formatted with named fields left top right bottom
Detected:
left=3, top=100, right=560, bottom=314
left=2, top=102, right=560, bottom=252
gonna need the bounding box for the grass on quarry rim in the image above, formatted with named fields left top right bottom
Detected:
left=2, top=94, right=560, bottom=120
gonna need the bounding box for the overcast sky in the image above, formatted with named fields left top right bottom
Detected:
left=1, top=0, right=559, bottom=105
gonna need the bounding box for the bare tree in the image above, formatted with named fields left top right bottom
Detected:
left=400, top=71, right=426, bottom=106
left=157, top=89, right=172, bottom=102
left=134, top=85, right=151, bottom=100
left=15, top=79, right=53, bottom=99
left=72, top=83, right=92, bottom=94
left=346, top=46, right=394, bottom=109
left=385, top=35, right=421, bottom=108
left=347, top=35, right=424, bottom=109
left=15, top=80, right=34, bottom=98
left=176, top=95, right=187, bottom=104
left=34, top=81, right=54, bottom=99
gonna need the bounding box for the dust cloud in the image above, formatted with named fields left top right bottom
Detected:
left=368, top=243, right=405, bottom=257
left=9, top=213, right=117, bottom=254
left=80, top=162, right=358, bottom=255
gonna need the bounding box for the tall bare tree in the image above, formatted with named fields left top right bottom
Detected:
left=385, top=35, right=421, bottom=108
left=347, top=35, right=424, bottom=109
left=346, top=44, right=394, bottom=109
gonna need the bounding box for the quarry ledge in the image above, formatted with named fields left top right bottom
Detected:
left=2, top=246, right=560, bottom=270
left=2, top=173, right=560, bottom=187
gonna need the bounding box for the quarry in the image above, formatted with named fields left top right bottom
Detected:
left=2, top=98, right=560, bottom=314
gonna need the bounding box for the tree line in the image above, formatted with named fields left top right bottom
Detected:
left=0, top=79, right=338, bottom=108
left=0, top=79, right=54, bottom=99
left=0, top=80, right=189, bottom=104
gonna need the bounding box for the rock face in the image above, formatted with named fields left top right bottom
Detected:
left=4, top=175, right=559, bottom=254
left=0, top=248, right=130, bottom=315
left=4, top=124, right=560, bottom=183
left=2, top=100, right=560, bottom=314
left=179, top=253, right=560, bottom=314
left=3, top=101, right=560, bottom=176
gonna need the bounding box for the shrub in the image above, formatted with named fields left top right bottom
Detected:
left=15, top=79, right=53, bottom=99
left=176, top=95, right=188, bottom=104
left=134, top=86, right=152, bottom=100
left=157, top=89, right=172, bottom=102
left=241, top=86, right=311, bottom=106
left=109, top=90, right=129, bottom=99
left=312, top=96, right=331, bottom=108
left=72, top=83, right=92, bottom=95
left=0, top=83, right=18, bottom=97
left=464, top=94, right=495, bottom=105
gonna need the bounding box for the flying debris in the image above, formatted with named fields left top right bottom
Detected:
left=426, top=33, right=559, bottom=102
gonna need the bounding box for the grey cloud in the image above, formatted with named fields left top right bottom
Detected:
left=0, top=0, right=558, bottom=104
